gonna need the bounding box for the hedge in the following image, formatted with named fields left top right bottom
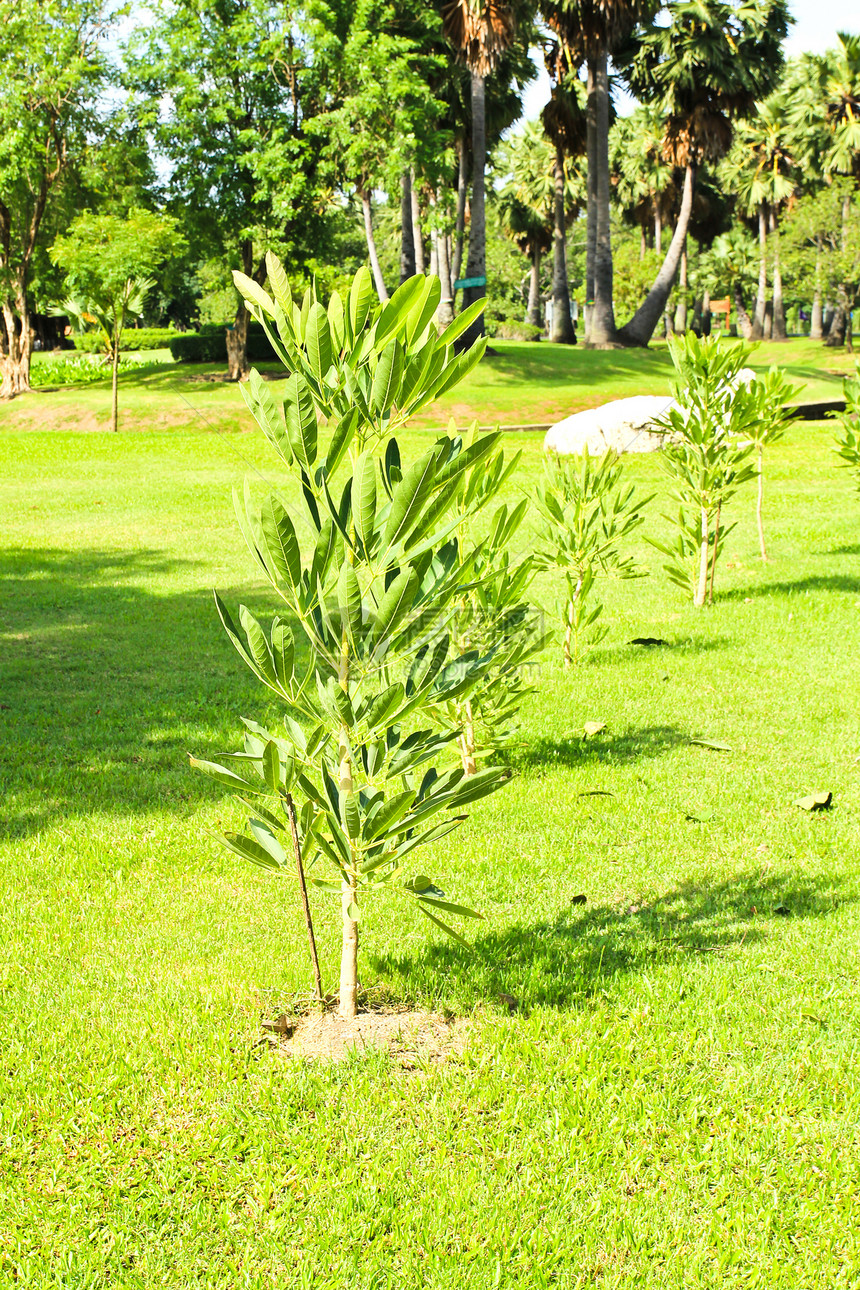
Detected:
left=73, top=328, right=193, bottom=353
left=168, top=322, right=279, bottom=365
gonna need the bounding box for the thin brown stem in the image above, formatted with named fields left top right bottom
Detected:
left=756, top=446, right=768, bottom=562
left=708, top=503, right=722, bottom=605
left=285, top=791, right=323, bottom=1002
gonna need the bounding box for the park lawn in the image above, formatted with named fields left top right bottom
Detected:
left=5, top=335, right=855, bottom=436
left=1, top=415, right=860, bottom=1286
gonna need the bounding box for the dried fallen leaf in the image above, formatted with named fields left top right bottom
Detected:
left=794, top=791, right=832, bottom=811
left=684, top=808, right=715, bottom=823
left=583, top=720, right=606, bottom=737
left=690, top=738, right=732, bottom=751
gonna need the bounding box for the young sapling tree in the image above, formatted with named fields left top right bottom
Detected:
left=51, top=210, right=184, bottom=431
left=834, top=367, right=860, bottom=492
left=652, top=335, right=759, bottom=606
left=191, top=262, right=530, bottom=1020
left=746, top=367, right=803, bottom=560
left=534, top=450, right=650, bottom=666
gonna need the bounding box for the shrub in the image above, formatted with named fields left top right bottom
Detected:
left=73, top=327, right=190, bottom=353
left=30, top=352, right=159, bottom=387
left=535, top=451, right=650, bottom=665
left=651, top=335, right=758, bottom=607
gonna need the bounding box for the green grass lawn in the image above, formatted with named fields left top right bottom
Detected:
left=2, top=399, right=860, bottom=1285
left=8, top=335, right=855, bottom=436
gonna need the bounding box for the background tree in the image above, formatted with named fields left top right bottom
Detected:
left=0, top=0, right=109, bottom=398
left=617, top=0, right=789, bottom=348
left=541, top=52, right=586, bottom=342
left=51, top=209, right=184, bottom=431
left=127, top=0, right=327, bottom=380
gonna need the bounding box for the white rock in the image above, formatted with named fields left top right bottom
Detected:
left=543, top=394, right=677, bottom=456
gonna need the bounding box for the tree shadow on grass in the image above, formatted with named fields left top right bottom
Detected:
left=0, top=545, right=298, bottom=840
left=372, top=869, right=849, bottom=1012
left=721, top=573, right=860, bottom=600
left=827, top=544, right=860, bottom=556
left=506, top=724, right=688, bottom=772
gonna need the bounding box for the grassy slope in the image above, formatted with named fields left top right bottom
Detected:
left=7, top=336, right=855, bottom=435
left=1, top=414, right=859, bottom=1287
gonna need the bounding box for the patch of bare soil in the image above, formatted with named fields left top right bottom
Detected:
left=267, top=1007, right=469, bottom=1065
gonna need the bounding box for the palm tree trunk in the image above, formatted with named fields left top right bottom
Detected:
left=654, top=201, right=662, bottom=256
left=673, top=239, right=688, bottom=333
left=586, top=50, right=617, bottom=347
left=640, top=225, right=647, bottom=259
left=461, top=71, right=486, bottom=347
left=733, top=285, right=753, bottom=339
left=584, top=84, right=597, bottom=341
left=750, top=204, right=768, bottom=340
left=400, top=171, right=416, bottom=283
left=360, top=190, right=389, bottom=303
left=429, top=230, right=439, bottom=280
left=436, top=216, right=455, bottom=326
left=453, top=138, right=468, bottom=288
left=410, top=168, right=425, bottom=275
left=527, top=243, right=542, bottom=333
left=617, top=163, right=697, bottom=348
left=770, top=210, right=786, bottom=340
left=551, top=141, right=575, bottom=344
left=810, top=244, right=823, bottom=339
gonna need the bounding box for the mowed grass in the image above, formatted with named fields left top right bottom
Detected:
left=1, top=405, right=860, bottom=1287
left=5, top=335, right=854, bottom=435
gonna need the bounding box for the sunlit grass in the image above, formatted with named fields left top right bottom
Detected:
left=1, top=415, right=859, bottom=1287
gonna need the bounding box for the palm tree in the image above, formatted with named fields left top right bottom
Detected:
left=442, top=0, right=518, bottom=343
left=616, top=0, right=789, bottom=348
left=721, top=94, right=797, bottom=340
left=541, top=0, right=655, bottom=347
left=611, top=107, right=675, bottom=258
left=541, top=49, right=587, bottom=342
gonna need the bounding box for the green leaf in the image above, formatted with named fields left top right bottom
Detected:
left=383, top=450, right=437, bottom=550
left=340, top=791, right=361, bottom=839
left=232, top=272, right=274, bottom=318
left=271, top=618, right=294, bottom=688
left=325, top=407, right=358, bottom=476
left=351, top=451, right=377, bottom=552
left=305, top=301, right=333, bottom=386
left=375, top=276, right=425, bottom=347
left=238, top=604, right=278, bottom=686
left=417, top=894, right=484, bottom=920
left=416, top=903, right=472, bottom=950
left=188, top=756, right=258, bottom=794
left=370, top=339, right=404, bottom=414
left=265, top=252, right=292, bottom=314
left=337, top=561, right=364, bottom=648
left=363, top=789, right=415, bottom=842
left=370, top=568, right=419, bottom=650
left=259, top=495, right=302, bottom=589
left=284, top=372, right=318, bottom=470
left=261, top=740, right=280, bottom=793
left=405, top=277, right=442, bottom=346
left=435, top=297, right=486, bottom=349
left=248, top=818, right=287, bottom=865
left=222, top=830, right=283, bottom=871
left=348, top=265, right=374, bottom=337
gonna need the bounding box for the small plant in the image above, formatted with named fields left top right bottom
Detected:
left=30, top=352, right=158, bottom=388
left=441, top=424, right=547, bottom=772
left=651, top=335, right=759, bottom=607
left=834, top=367, right=860, bottom=492
left=746, top=368, right=803, bottom=561
left=191, top=263, right=533, bottom=1020
left=534, top=450, right=650, bottom=666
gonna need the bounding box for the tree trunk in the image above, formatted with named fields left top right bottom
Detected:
left=460, top=71, right=486, bottom=347
left=825, top=292, right=849, bottom=347
left=810, top=247, right=823, bottom=339
left=586, top=50, right=617, bottom=347
left=0, top=284, right=33, bottom=399
left=654, top=201, right=662, bottom=257
left=459, top=699, right=478, bottom=775
left=673, top=239, right=688, bottom=334
left=756, top=445, right=767, bottom=562
left=640, top=225, right=647, bottom=259
left=400, top=171, right=416, bottom=283
left=339, top=880, right=358, bottom=1020
left=410, top=168, right=425, bottom=275
left=584, top=80, right=597, bottom=341
left=111, top=339, right=120, bottom=433
left=429, top=231, right=439, bottom=281
left=617, top=163, right=697, bottom=347
left=227, top=239, right=256, bottom=381
left=733, top=285, right=753, bottom=339
left=360, top=190, right=390, bottom=303
left=762, top=299, right=773, bottom=339
left=551, top=141, right=575, bottom=344
left=436, top=216, right=455, bottom=326
left=750, top=204, right=768, bottom=341
left=770, top=210, right=786, bottom=340
left=527, top=243, right=542, bottom=333
left=694, top=505, right=709, bottom=608
left=453, top=139, right=468, bottom=288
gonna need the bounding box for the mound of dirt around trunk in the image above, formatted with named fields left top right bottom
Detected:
left=276, top=1008, right=467, bottom=1064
